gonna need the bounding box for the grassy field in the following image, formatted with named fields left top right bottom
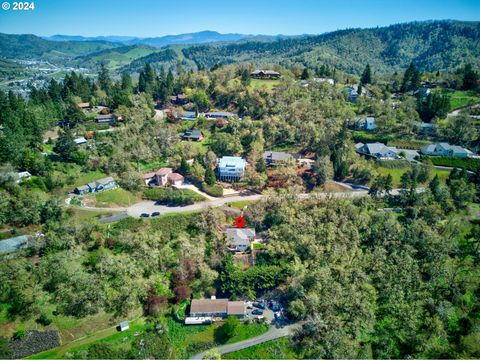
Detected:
left=223, top=338, right=298, bottom=359
left=250, top=79, right=280, bottom=91
left=67, top=208, right=113, bottom=222
left=138, top=159, right=168, bottom=172
left=376, top=166, right=450, bottom=187
left=446, top=90, right=480, bottom=110
left=29, top=318, right=146, bottom=359
left=165, top=318, right=269, bottom=358
left=95, top=188, right=139, bottom=207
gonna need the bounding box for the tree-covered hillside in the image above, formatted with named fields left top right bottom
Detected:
left=0, top=33, right=119, bottom=61
left=181, top=21, right=480, bottom=74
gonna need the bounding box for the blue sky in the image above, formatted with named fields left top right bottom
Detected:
left=0, top=0, right=479, bottom=37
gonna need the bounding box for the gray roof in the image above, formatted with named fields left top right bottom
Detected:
left=0, top=235, right=29, bottom=254
left=96, top=177, right=116, bottom=185
left=183, top=130, right=202, bottom=138
left=421, top=143, right=473, bottom=156
left=357, top=142, right=398, bottom=157
left=76, top=184, right=90, bottom=191
left=226, top=228, right=255, bottom=247
left=205, top=111, right=235, bottom=117
left=263, top=151, right=293, bottom=162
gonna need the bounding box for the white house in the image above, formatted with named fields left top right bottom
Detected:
left=420, top=143, right=473, bottom=158
left=217, top=156, right=246, bottom=182
left=314, top=78, right=335, bottom=85
left=74, top=137, right=87, bottom=145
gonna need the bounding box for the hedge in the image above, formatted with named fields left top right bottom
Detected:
left=143, top=187, right=206, bottom=206
left=424, top=156, right=480, bottom=172
left=201, top=183, right=223, bottom=197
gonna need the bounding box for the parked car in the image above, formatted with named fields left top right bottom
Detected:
left=253, top=302, right=265, bottom=309
left=252, top=309, right=263, bottom=315
left=151, top=212, right=160, bottom=217
left=140, top=213, right=150, bottom=218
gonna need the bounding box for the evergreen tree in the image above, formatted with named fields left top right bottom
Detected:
left=121, top=73, right=133, bottom=91
left=301, top=68, right=310, bottom=80
left=97, top=64, right=112, bottom=94
left=180, top=158, right=190, bottom=175
left=54, top=130, right=77, bottom=162
left=256, top=157, right=267, bottom=173
left=401, top=63, right=421, bottom=92
left=462, top=64, right=479, bottom=90
left=205, top=167, right=216, bottom=185
left=360, top=64, right=372, bottom=84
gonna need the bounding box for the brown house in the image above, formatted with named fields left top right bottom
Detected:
left=189, top=298, right=246, bottom=318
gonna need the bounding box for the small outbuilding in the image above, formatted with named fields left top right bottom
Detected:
left=119, top=321, right=129, bottom=332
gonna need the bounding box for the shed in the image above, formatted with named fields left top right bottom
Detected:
left=119, top=321, right=129, bottom=332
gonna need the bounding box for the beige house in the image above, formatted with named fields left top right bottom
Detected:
left=143, top=168, right=184, bottom=187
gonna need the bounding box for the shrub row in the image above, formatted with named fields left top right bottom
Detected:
left=424, top=156, right=480, bottom=172
left=143, top=187, right=205, bottom=206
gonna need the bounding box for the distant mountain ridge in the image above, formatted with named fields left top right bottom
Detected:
left=1, top=21, right=479, bottom=75
left=43, top=31, right=302, bottom=48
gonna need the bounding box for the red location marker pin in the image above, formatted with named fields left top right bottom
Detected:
left=235, top=216, right=245, bottom=228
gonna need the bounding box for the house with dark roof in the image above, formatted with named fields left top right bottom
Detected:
left=420, top=143, right=473, bottom=158
left=74, top=177, right=117, bottom=194
left=170, top=94, right=189, bottom=105
left=95, top=114, right=116, bottom=123
left=346, top=86, right=359, bottom=102
left=250, top=70, right=281, bottom=79
left=205, top=111, right=236, bottom=120
left=189, top=298, right=246, bottom=318
left=181, top=130, right=204, bottom=142
left=356, top=142, right=400, bottom=159
left=263, top=151, right=293, bottom=166
left=179, top=111, right=197, bottom=120
left=226, top=228, right=256, bottom=252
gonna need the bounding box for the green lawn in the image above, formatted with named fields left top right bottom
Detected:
left=72, top=170, right=107, bottom=188
left=446, top=90, right=480, bottom=110
left=138, top=159, right=168, bottom=172
left=223, top=338, right=298, bottom=359
left=166, top=318, right=269, bottom=358
left=376, top=166, right=450, bottom=187
left=227, top=200, right=257, bottom=209
left=67, top=208, right=113, bottom=222
left=250, top=79, right=280, bottom=91
left=95, top=188, right=139, bottom=207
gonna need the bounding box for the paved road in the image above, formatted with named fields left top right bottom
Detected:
left=127, top=191, right=369, bottom=217
left=127, top=194, right=265, bottom=217
left=190, top=323, right=301, bottom=359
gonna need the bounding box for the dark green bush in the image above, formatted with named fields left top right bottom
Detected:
left=201, top=183, right=223, bottom=197
left=143, top=187, right=205, bottom=206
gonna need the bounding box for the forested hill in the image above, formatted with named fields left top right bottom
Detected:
left=181, top=20, right=480, bottom=74
left=0, top=33, right=119, bottom=61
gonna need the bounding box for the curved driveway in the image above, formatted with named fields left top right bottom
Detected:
left=190, top=323, right=301, bottom=360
